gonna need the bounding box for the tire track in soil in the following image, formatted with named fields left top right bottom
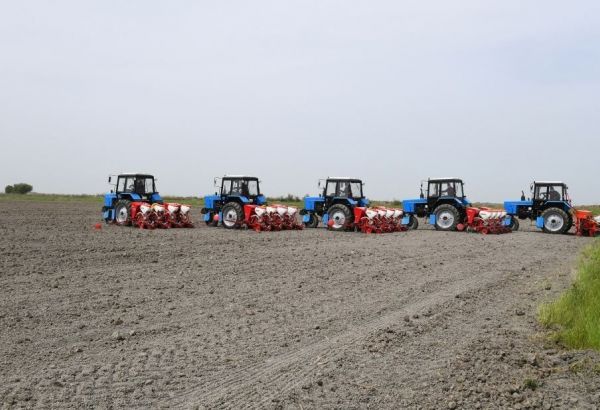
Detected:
left=173, top=264, right=514, bottom=408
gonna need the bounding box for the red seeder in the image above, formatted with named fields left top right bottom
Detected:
left=456, top=207, right=511, bottom=235
left=352, top=207, right=406, bottom=234
left=573, top=209, right=600, bottom=237
left=129, top=202, right=194, bottom=229
left=236, top=204, right=304, bottom=232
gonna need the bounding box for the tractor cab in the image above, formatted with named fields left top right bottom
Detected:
left=114, top=174, right=160, bottom=202
left=426, top=178, right=468, bottom=208
left=220, top=176, right=263, bottom=202
left=503, top=181, right=573, bottom=234
left=322, top=178, right=365, bottom=201
left=532, top=181, right=569, bottom=206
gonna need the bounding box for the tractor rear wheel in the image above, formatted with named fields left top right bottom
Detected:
left=407, top=214, right=419, bottom=230
left=433, top=204, right=460, bottom=231
left=509, top=217, right=520, bottom=231
left=222, top=202, right=243, bottom=229
left=541, top=208, right=569, bottom=234
left=114, top=200, right=132, bottom=226
left=304, top=213, right=319, bottom=228
left=328, top=204, right=352, bottom=231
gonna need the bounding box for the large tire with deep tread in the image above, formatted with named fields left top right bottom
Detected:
left=114, top=199, right=132, bottom=226
left=509, top=217, right=520, bottom=231
left=327, top=204, right=353, bottom=231
left=221, top=202, right=244, bottom=229
left=407, top=214, right=419, bottom=230
left=541, top=207, right=570, bottom=234
left=304, top=213, right=319, bottom=228
left=433, top=204, right=460, bottom=231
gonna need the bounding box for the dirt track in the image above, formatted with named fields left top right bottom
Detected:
left=1, top=201, right=599, bottom=409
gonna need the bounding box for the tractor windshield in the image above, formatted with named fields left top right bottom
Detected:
left=534, top=184, right=565, bottom=201
left=223, top=179, right=260, bottom=197
left=118, top=176, right=156, bottom=195
left=429, top=181, right=464, bottom=198
left=325, top=180, right=363, bottom=198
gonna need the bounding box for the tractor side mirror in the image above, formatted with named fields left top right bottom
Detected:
left=520, top=190, right=525, bottom=201
left=419, top=182, right=424, bottom=199
left=108, top=176, right=111, bottom=183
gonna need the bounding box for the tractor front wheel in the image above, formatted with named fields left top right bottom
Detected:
left=221, top=202, right=243, bottom=229
left=205, top=212, right=218, bottom=227
left=407, top=214, right=419, bottom=230
left=541, top=208, right=569, bottom=234
left=114, top=200, right=132, bottom=226
left=328, top=204, right=352, bottom=231
left=509, top=217, right=520, bottom=231
left=433, top=204, right=460, bottom=231
left=304, top=213, right=319, bottom=228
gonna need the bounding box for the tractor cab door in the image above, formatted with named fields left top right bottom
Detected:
left=532, top=184, right=565, bottom=212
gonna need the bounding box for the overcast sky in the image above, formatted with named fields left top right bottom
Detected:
left=1, top=1, right=599, bottom=202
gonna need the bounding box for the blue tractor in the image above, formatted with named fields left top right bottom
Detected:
left=102, top=173, right=163, bottom=225
left=504, top=181, right=573, bottom=234
left=200, top=175, right=266, bottom=228
left=300, top=177, right=369, bottom=231
left=402, top=178, right=473, bottom=231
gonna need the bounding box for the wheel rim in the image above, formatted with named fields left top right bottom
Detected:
left=223, top=209, right=238, bottom=227
left=330, top=210, right=346, bottom=229
left=116, top=207, right=128, bottom=223
left=544, top=213, right=564, bottom=232
left=436, top=210, right=455, bottom=229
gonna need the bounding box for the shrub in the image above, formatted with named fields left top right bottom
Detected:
left=5, top=183, right=33, bottom=194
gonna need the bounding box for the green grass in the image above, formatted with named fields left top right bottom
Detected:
left=0, top=193, right=301, bottom=208
left=0, top=193, right=103, bottom=203
left=539, top=239, right=600, bottom=350
left=580, top=205, right=600, bottom=216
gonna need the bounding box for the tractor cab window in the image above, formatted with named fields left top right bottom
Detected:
left=117, top=178, right=126, bottom=193
left=143, top=178, right=155, bottom=194
left=429, top=181, right=463, bottom=198
left=325, top=181, right=337, bottom=197
left=118, top=176, right=155, bottom=194
left=535, top=185, right=564, bottom=201
left=222, top=180, right=236, bottom=195
left=325, top=181, right=361, bottom=198
left=245, top=180, right=259, bottom=196
left=223, top=179, right=259, bottom=197
left=350, top=182, right=363, bottom=198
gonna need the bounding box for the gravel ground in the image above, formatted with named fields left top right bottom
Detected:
left=1, top=201, right=599, bottom=409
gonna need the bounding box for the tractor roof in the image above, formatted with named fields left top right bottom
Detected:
left=327, top=177, right=363, bottom=182
left=534, top=181, right=566, bottom=185
left=428, top=177, right=463, bottom=183
left=118, top=173, right=154, bottom=178
left=223, top=175, right=258, bottom=179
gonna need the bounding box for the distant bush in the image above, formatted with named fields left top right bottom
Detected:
left=5, top=183, right=33, bottom=194
left=269, top=194, right=301, bottom=203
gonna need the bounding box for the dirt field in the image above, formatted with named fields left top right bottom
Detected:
left=1, top=201, right=599, bottom=409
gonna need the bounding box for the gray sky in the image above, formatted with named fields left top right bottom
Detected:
left=1, top=1, right=599, bottom=203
